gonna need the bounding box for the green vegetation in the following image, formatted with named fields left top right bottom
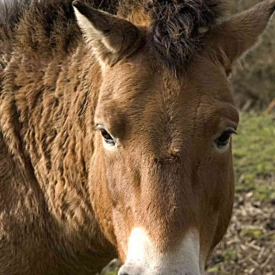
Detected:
left=207, top=112, right=275, bottom=275
left=232, top=0, right=275, bottom=110
left=233, top=113, right=275, bottom=200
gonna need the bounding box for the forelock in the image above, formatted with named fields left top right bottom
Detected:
left=119, top=0, right=228, bottom=72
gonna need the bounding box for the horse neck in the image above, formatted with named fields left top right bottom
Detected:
left=1, top=41, right=108, bottom=240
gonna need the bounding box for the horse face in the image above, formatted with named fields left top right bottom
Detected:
left=92, top=52, right=237, bottom=274
left=73, top=1, right=275, bottom=274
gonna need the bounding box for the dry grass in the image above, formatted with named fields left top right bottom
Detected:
left=207, top=177, right=275, bottom=275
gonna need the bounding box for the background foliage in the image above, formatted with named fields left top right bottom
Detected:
left=208, top=2, right=275, bottom=272
left=231, top=0, right=275, bottom=110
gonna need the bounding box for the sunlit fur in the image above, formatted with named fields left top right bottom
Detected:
left=0, top=0, right=274, bottom=274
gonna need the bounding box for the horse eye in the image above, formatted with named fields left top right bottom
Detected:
left=214, top=128, right=237, bottom=149
left=99, top=128, right=115, bottom=146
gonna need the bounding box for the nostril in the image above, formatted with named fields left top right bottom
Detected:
left=117, top=267, right=129, bottom=275
left=118, top=264, right=143, bottom=275
left=118, top=266, right=133, bottom=275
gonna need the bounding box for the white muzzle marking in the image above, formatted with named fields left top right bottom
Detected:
left=119, top=228, right=204, bottom=275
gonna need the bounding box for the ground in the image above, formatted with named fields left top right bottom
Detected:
left=207, top=112, right=275, bottom=275
left=102, top=112, right=275, bottom=275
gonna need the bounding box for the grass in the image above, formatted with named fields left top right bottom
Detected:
left=233, top=112, right=275, bottom=184
left=101, top=112, right=275, bottom=275
left=207, top=112, right=275, bottom=275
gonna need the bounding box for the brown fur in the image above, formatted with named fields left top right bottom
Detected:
left=0, top=0, right=274, bottom=274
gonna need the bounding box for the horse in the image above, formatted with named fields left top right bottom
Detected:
left=0, top=0, right=274, bottom=274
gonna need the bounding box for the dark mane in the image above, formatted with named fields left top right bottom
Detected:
left=147, top=0, right=226, bottom=71
left=0, top=0, right=226, bottom=70
left=118, top=0, right=227, bottom=71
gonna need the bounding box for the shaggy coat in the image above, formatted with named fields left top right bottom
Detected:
left=0, top=0, right=274, bottom=274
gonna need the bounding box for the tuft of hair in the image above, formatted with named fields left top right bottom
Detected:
left=144, top=0, right=227, bottom=71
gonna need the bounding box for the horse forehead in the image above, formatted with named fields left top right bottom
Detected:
left=105, top=67, right=195, bottom=109
left=99, top=78, right=219, bottom=134
left=101, top=58, right=233, bottom=127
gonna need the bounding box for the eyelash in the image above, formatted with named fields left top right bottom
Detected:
left=214, top=128, right=237, bottom=149
left=96, top=125, right=116, bottom=146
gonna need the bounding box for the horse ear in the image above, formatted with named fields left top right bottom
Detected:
left=73, top=1, right=141, bottom=67
left=208, top=0, right=275, bottom=76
